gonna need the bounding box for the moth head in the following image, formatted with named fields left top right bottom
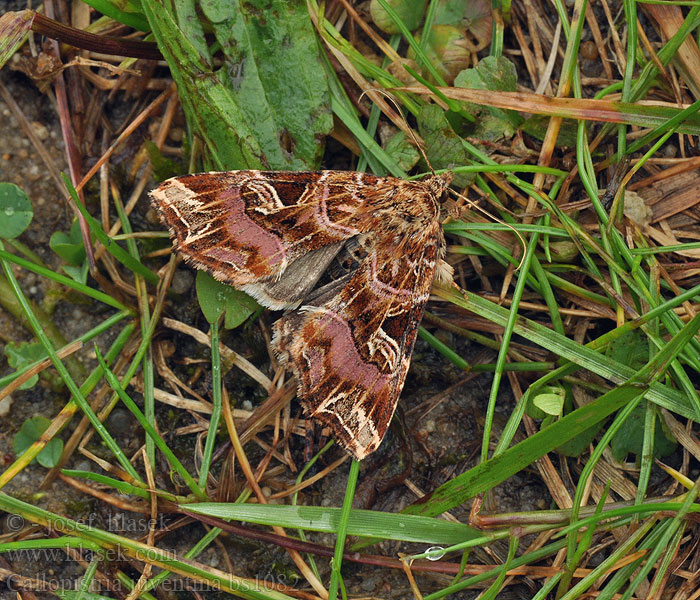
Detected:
left=424, top=171, right=454, bottom=199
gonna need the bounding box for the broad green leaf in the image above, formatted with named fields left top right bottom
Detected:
left=50, top=219, right=86, bottom=266
left=611, top=402, right=677, bottom=462
left=142, top=1, right=261, bottom=171
left=13, top=416, right=64, bottom=468
left=62, top=262, right=89, bottom=285
left=143, top=0, right=332, bottom=171
left=4, top=341, right=46, bottom=390
left=434, top=0, right=491, bottom=50
left=370, top=0, right=426, bottom=34
left=530, top=387, right=565, bottom=418
left=454, top=56, right=522, bottom=137
left=383, top=130, right=420, bottom=172
left=456, top=55, right=518, bottom=94
left=417, top=104, right=472, bottom=187
left=607, top=330, right=647, bottom=370
left=0, top=183, right=33, bottom=239
left=196, top=271, right=258, bottom=328
left=410, top=25, right=472, bottom=85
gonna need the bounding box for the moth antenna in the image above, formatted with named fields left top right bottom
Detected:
left=447, top=187, right=527, bottom=271
left=358, top=88, right=436, bottom=175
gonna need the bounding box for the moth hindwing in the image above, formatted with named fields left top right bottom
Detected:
left=151, top=170, right=453, bottom=460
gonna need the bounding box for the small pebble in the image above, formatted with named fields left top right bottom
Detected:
left=27, top=165, right=41, bottom=181
left=581, top=41, right=598, bottom=61
left=30, top=121, right=49, bottom=141
left=662, top=144, right=677, bottom=158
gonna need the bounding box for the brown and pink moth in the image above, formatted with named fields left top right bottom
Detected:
left=150, top=170, right=453, bottom=460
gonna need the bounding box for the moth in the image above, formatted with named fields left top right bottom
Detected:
left=151, top=170, right=453, bottom=460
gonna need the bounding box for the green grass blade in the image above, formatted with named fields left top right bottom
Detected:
left=182, top=502, right=480, bottom=545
